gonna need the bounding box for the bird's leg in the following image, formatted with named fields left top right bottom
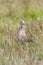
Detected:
left=22, top=41, right=25, bottom=50
left=22, top=41, right=24, bottom=45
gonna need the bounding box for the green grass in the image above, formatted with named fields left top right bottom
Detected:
left=22, top=10, right=43, bottom=20
left=0, top=6, right=43, bottom=65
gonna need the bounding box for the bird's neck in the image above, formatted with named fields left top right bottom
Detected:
left=20, top=25, right=25, bottom=30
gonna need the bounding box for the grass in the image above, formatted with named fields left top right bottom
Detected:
left=0, top=1, right=43, bottom=65
left=0, top=6, right=43, bottom=65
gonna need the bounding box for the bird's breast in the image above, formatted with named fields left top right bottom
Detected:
left=18, top=29, right=26, bottom=41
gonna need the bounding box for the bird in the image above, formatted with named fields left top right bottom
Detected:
left=18, top=20, right=27, bottom=44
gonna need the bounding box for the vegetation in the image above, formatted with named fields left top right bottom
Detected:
left=0, top=0, right=43, bottom=65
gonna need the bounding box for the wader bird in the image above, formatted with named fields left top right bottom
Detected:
left=18, top=20, right=27, bottom=44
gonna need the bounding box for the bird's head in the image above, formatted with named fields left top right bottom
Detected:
left=20, top=20, right=25, bottom=29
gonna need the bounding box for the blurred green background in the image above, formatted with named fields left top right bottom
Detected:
left=0, top=0, right=43, bottom=65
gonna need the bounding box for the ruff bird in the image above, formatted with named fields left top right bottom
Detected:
left=18, top=20, right=27, bottom=43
